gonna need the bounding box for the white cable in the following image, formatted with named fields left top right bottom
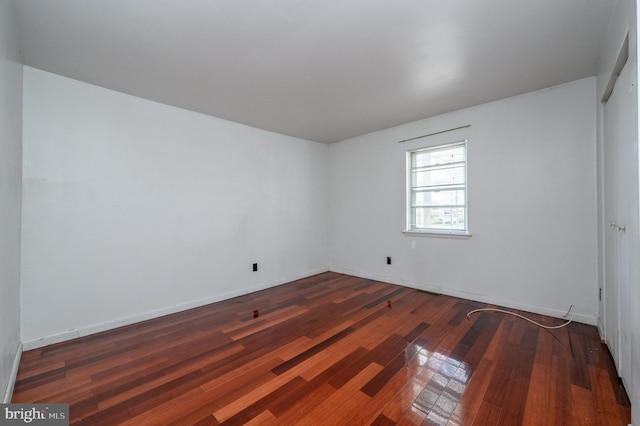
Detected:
left=466, top=304, right=575, bottom=330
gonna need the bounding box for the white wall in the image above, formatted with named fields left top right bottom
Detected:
left=596, top=0, right=640, bottom=420
left=0, top=0, right=23, bottom=403
left=21, top=67, right=329, bottom=347
left=329, top=77, right=598, bottom=324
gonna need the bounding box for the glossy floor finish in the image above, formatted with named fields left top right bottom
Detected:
left=13, top=272, right=631, bottom=425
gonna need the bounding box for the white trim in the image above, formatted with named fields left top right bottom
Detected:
left=22, top=268, right=329, bottom=350
left=406, top=140, right=469, bottom=234
left=330, top=268, right=597, bottom=325
left=397, top=124, right=471, bottom=144
left=2, top=342, right=22, bottom=403
left=597, top=316, right=605, bottom=342
left=403, top=230, right=472, bottom=239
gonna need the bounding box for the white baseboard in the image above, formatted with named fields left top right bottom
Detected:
left=330, top=268, right=598, bottom=325
left=22, top=268, right=329, bottom=351
left=596, top=316, right=605, bottom=341
left=2, top=342, right=22, bottom=403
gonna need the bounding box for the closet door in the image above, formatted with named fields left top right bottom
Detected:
left=603, top=53, right=637, bottom=386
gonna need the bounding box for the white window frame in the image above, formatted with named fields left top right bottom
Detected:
left=404, top=140, right=471, bottom=238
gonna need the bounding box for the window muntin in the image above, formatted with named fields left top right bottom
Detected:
left=407, top=141, right=467, bottom=233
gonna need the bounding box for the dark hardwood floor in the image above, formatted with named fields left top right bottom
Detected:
left=12, top=272, right=631, bottom=425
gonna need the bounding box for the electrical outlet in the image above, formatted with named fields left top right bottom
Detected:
left=387, top=256, right=392, bottom=265
left=253, top=263, right=258, bottom=272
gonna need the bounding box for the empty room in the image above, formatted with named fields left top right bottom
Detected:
left=1, top=1, right=639, bottom=425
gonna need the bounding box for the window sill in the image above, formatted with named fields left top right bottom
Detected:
left=403, top=230, right=472, bottom=239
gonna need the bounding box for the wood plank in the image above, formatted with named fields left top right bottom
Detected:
left=589, top=365, right=624, bottom=426
left=449, top=358, right=496, bottom=425
left=389, top=376, right=432, bottom=416
left=570, top=383, right=598, bottom=426
left=259, top=382, right=335, bottom=424
left=497, top=325, right=539, bottom=424
left=547, top=353, right=573, bottom=426
left=396, top=405, right=427, bottom=425
left=521, top=361, right=550, bottom=425
left=296, top=362, right=382, bottom=424
left=472, top=400, right=502, bottom=425
left=371, top=413, right=397, bottom=426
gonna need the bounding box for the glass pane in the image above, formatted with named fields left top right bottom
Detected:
left=413, top=145, right=465, bottom=168
left=412, top=207, right=466, bottom=230
left=412, top=165, right=465, bottom=187
left=413, top=189, right=465, bottom=207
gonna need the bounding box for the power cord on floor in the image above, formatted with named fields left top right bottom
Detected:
left=466, top=304, right=575, bottom=329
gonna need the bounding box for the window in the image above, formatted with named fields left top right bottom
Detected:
left=406, top=141, right=468, bottom=235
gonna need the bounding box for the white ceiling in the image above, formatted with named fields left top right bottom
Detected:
left=13, top=0, right=614, bottom=143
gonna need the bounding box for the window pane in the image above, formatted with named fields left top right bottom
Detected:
left=412, top=165, right=465, bottom=187
left=413, top=145, right=465, bottom=168
left=412, top=207, right=465, bottom=230
left=413, top=189, right=465, bottom=207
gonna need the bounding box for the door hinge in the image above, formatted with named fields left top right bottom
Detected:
left=599, top=288, right=602, bottom=302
